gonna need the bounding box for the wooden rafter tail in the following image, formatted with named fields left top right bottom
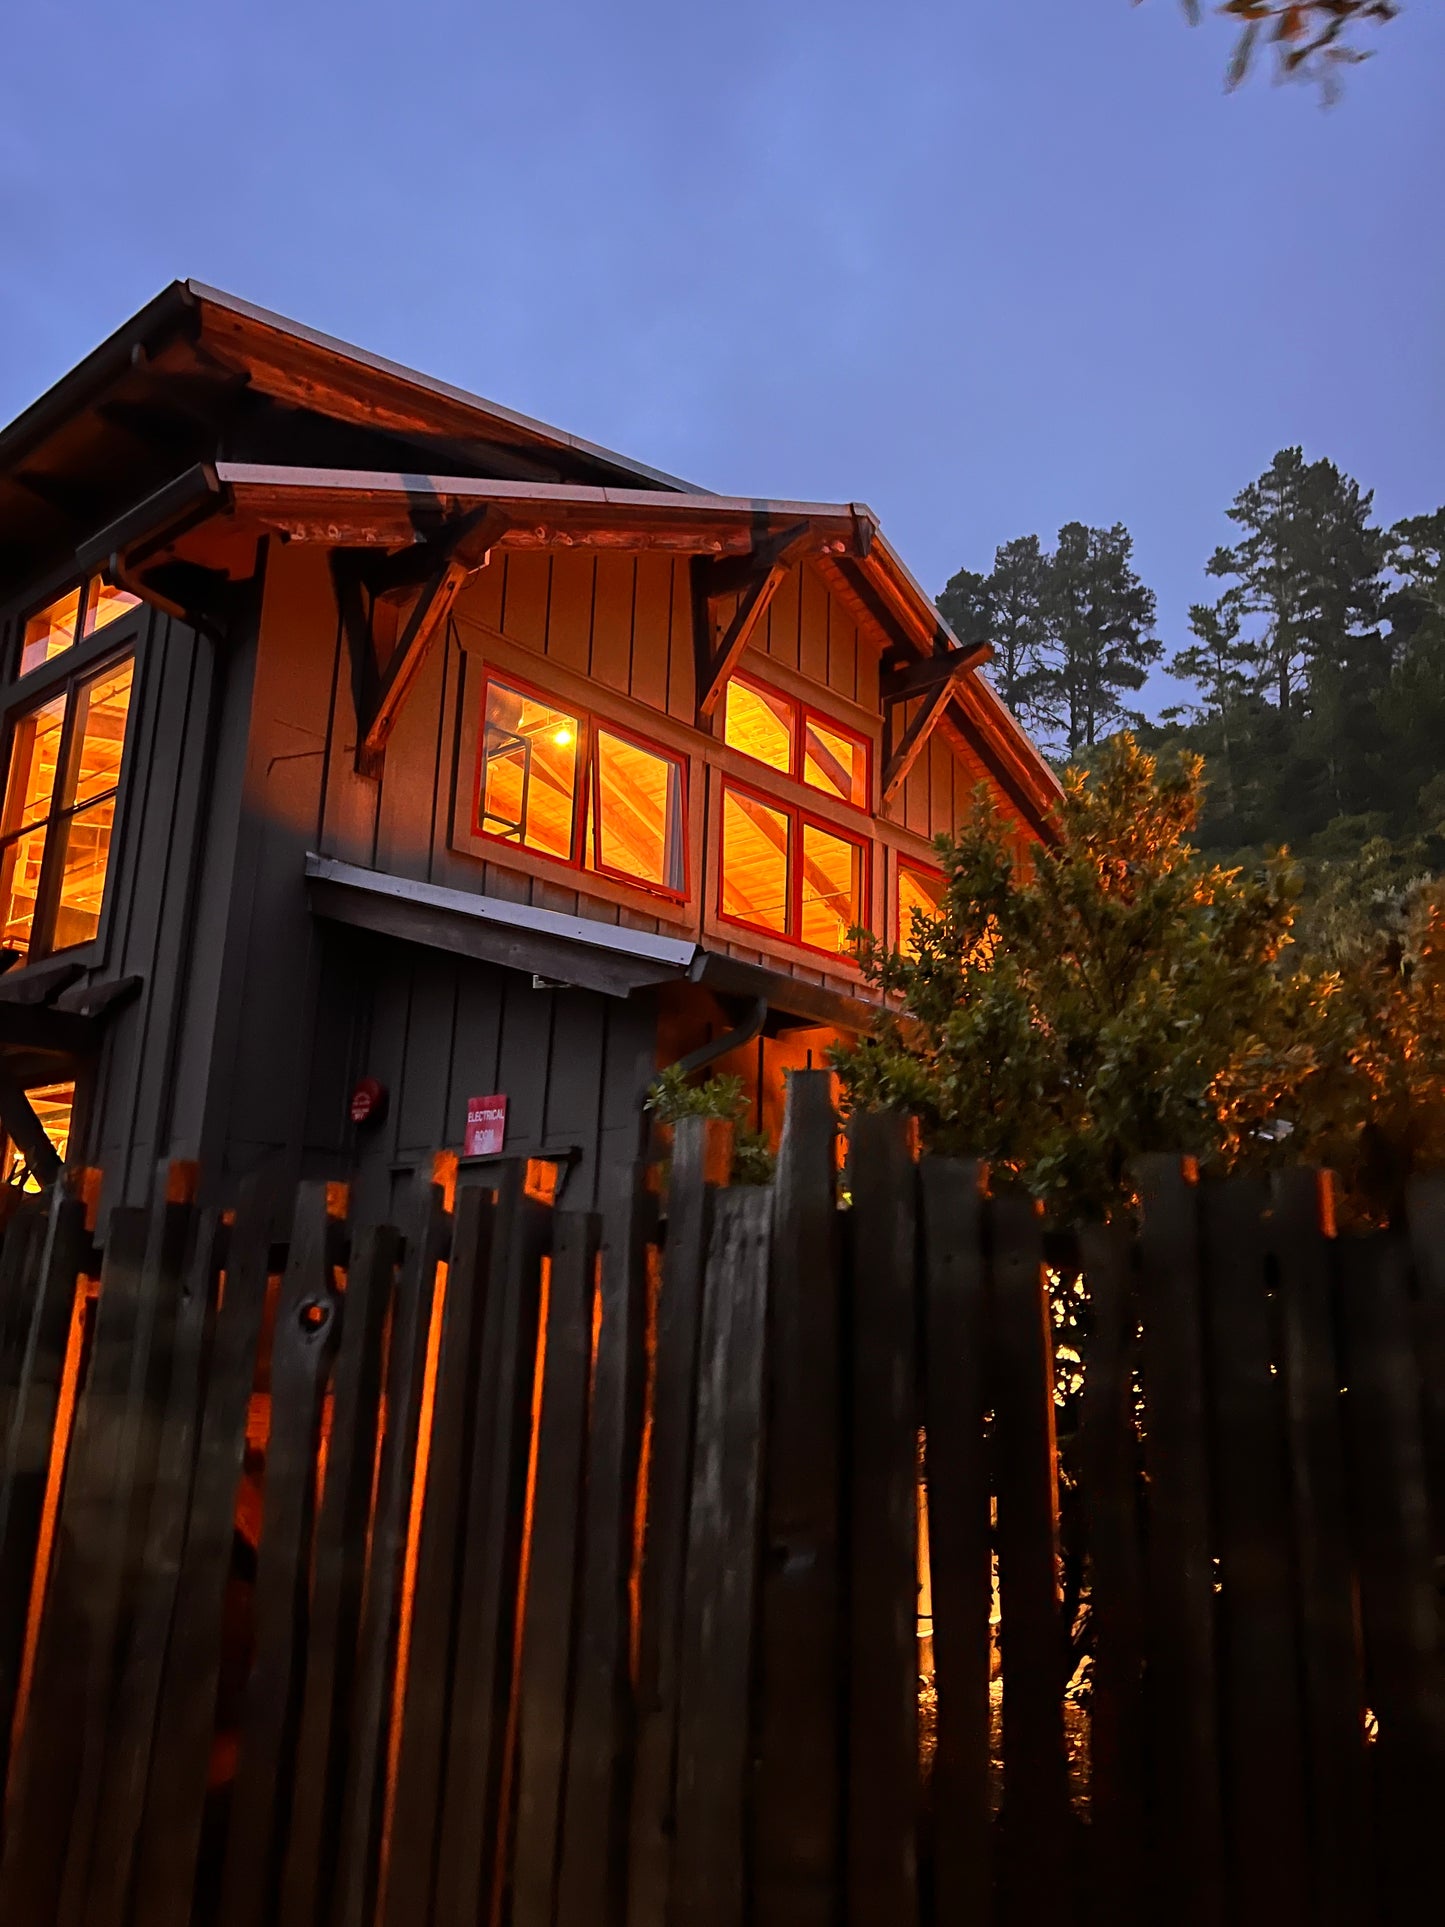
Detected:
left=880, top=645, right=993, bottom=807
left=357, top=506, right=510, bottom=776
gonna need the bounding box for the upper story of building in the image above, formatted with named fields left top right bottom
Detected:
left=0, top=282, right=1058, bottom=1013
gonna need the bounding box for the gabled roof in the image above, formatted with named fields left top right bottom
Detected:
left=0, top=280, right=692, bottom=593
left=2, top=286, right=1063, bottom=826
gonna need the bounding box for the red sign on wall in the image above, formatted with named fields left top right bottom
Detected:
left=464, top=1094, right=508, bottom=1158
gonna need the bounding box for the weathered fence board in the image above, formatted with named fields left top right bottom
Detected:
left=0, top=1083, right=1437, bottom=1927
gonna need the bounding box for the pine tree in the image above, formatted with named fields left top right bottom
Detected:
left=1040, top=522, right=1160, bottom=759
left=939, top=535, right=1051, bottom=728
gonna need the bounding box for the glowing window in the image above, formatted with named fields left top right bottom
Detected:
left=591, top=728, right=686, bottom=895
left=800, top=821, right=866, bottom=954
left=719, top=780, right=868, bottom=957
left=803, top=712, right=868, bottom=808
left=20, top=576, right=140, bottom=677
left=475, top=675, right=690, bottom=900
left=897, top=863, right=944, bottom=959
left=720, top=787, right=790, bottom=933
left=723, top=674, right=870, bottom=810
left=1, top=1082, right=74, bottom=1193
left=479, top=681, right=581, bottom=860
left=723, top=677, right=795, bottom=774
left=0, top=654, right=134, bottom=964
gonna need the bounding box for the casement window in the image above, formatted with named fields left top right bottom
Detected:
left=896, top=860, right=945, bottom=959
left=475, top=673, right=687, bottom=897
left=18, top=576, right=140, bottom=679
left=722, top=674, right=869, bottom=810
left=0, top=651, right=135, bottom=964
left=718, top=780, right=868, bottom=959
left=1, top=1081, right=73, bottom=1193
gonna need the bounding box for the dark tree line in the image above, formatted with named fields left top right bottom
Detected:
left=939, top=448, right=1445, bottom=899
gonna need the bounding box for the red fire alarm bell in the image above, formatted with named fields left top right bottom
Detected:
left=349, top=1077, right=388, bottom=1127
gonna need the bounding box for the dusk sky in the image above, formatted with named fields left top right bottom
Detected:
left=4, top=1, right=1441, bottom=712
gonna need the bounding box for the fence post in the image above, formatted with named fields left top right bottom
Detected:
left=845, top=1109, right=920, bottom=1927
left=1135, top=1154, right=1225, bottom=1927
left=1077, top=1220, right=1145, bottom=1926
left=919, top=1155, right=994, bottom=1927
left=671, top=1184, right=772, bottom=1927
left=752, top=1070, right=845, bottom=1927
left=990, top=1185, right=1071, bottom=1926
left=628, top=1115, right=733, bottom=1927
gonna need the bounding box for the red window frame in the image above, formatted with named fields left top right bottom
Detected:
left=895, top=855, right=946, bottom=951
left=717, top=775, right=870, bottom=962
left=722, top=672, right=871, bottom=813
left=472, top=669, right=690, bottom=901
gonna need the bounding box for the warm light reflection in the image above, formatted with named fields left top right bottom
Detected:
left=897, top=864, right=944, bottom=959
left=0, top=655, right=133, bottom=962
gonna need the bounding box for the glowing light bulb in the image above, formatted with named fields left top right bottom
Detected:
left=552, top=725, right=574, bottom=748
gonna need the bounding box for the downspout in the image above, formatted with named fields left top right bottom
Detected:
left=666, top=995, right=768, bottom=1081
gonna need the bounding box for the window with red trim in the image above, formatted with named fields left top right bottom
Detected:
left=896, top=859, right=945, bottom=959
left=719, top=779, right=868, bottom=959
left=475, top=674, right=687, bottom=897
left=722, top=674, right=869, bottom=810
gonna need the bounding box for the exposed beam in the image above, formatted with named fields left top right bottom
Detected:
left=693, top=521, right=811, bottom=722
left=357, top=504, right=510, bottom=776
left=880, top=642, right=990, bottom=705
left=881, top=651, right=991, bottom=808
left=0, top=1071, right=62, bottom=1185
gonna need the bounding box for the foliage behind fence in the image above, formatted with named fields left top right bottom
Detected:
left=0, top=1070, right=1441, bottom=1925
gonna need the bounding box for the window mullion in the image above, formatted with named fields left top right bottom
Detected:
left=28, top=681, right=81, bottom=957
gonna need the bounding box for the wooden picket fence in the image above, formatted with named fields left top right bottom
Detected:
left=0, top=1068, right=1442, bottom=1926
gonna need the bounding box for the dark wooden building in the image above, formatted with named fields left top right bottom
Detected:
left=0, top=282, right=1058, bottom=1223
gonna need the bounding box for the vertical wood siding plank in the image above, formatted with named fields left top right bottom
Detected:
left=546, top=552, right=598, bottom=678
left=554, top=1170, right=657, bottom=1927
left=765, top=566, right=802, bottom=672
left=1268, top=1170, right=1373, bottom=1927
left=845, top=1110, right=920, bottom=1927
left=512, top=1209, right=602, bottom=1927
left=919, top=1157, right=994, bottom=1927
left=798, top=563, right=830, bottom=687
left=0, top=1193, right=88, bottom=1795
left=381, top=1187, right=498, bottom=1927
left=217, top=1182, right=345, bottom=1927
left=670, top=1186, right=772, bottom=1927
left=1199, top=1178, right=1309, bottom=1927
left=0, top=1209, right=44, bottom=1433
left=591, top=554, right=636, bottom=695
left=667, top=560, right=695, bottom=724
left=0, top=1206, right=149, bottom=1925
left=1135, top=1155, right=1225, bottom=1927
left=503, top=553, right=553, bottom=655
left=989, top=1187, right=1071, bottom=1926
left=1076, top=1222, right=1146, bottom=1926
left=752, top=1074, right=845, bottom=1927
left=1337, top=1231, right=1445, bottom=1921
left=627, top=1117, right=732, bottom=1927
left=629, top=555, right=672, bottom=713
left=432, top=1172, right=551, bottom=1927
left=128, top=1181, right=275, bottom=1926
left=333, top=1176, right=447, bottom=1927
left=278, top=1220, right=404, bottom=1927
left=84, top=1206, right=228, bottom=1927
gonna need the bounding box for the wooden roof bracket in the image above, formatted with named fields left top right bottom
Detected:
left=880, top=642, right=991, bottom=806
left=356, top=503, right=511, bottom=777
left=692, top=521, right=812, bottom=724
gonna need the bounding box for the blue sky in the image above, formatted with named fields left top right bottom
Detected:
left=3, top=2, right=1441, bottom=712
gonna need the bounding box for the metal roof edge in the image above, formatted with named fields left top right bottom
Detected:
left=304, top=853, right=700, bottom=970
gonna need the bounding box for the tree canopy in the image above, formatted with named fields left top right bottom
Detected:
left=832, top=736, right=1445, bottom=1224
